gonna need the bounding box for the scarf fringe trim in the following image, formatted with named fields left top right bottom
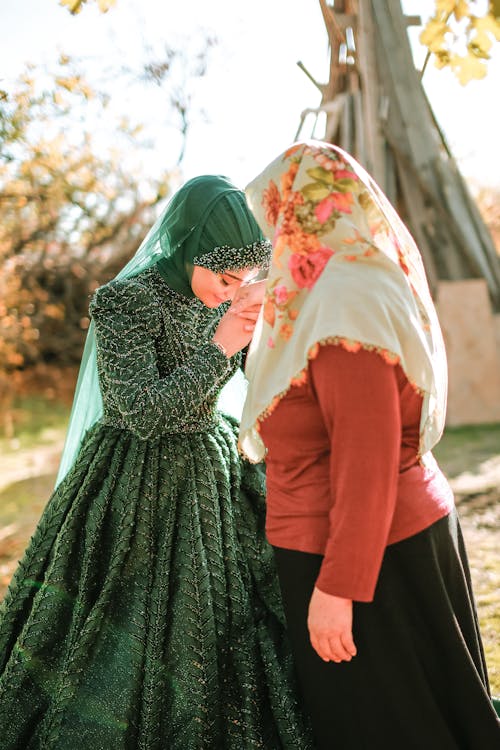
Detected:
left=240, top=336, right=426, bottom=457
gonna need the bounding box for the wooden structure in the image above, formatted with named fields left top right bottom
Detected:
left=296, top=0, right=500, bottom=311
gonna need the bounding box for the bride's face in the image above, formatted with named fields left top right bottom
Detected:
left=191, top=266, right=258, bottom=308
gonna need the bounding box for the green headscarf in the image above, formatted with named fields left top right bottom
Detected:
left=156, top=175, right=271, bottom=296
left=55, top=175, right=271, bottom=487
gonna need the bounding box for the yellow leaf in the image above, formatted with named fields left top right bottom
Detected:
left=52, top=91, right=63, bottom=106
left=435, top=0, right=455, bottom=13
left=468, top=32, right=493, bottom=56
left=453, top=0, right=470, bottom=21
left=97, top=0, right=117, bottom=11
left=474, top=13, right=500, bottom=41
left=55, top=76, right=80, bottom=92
left=433, top=50, right=451, bottom=68
left=59, top=0, right=116, bottom=14
left=451, top=52, right=488, bottom=84
left=419, top=20, right=449, bottom=52
left=79, top=83, right=95, bottom=100
left=60, top=0, right=83, bottom=14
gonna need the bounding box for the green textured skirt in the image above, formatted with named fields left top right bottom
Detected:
left=0, top=416, right=312, bottom=749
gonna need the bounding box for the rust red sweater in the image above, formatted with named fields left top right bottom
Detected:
left=259, top=344, right=454, bottom=602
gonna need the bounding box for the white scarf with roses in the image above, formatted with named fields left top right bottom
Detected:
left=239, top=140, right=447, bottom=463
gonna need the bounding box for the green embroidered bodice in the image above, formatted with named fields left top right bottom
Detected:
left=89, top=266, right=240, bottom=439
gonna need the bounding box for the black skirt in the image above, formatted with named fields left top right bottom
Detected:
left=273, top=510, right=500, bottom=750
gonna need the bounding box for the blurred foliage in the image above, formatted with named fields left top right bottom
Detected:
left=420, top=0, right=500, bottom=84
left=0, top=42, right=214, bottom=436
left=60, top=0, right=117, bottom=13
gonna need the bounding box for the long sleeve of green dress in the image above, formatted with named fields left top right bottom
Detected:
left=89, top=278, right=234, bottom=440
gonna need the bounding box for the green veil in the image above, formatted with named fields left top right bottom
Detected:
left=55, top=175, right=271, bottom=487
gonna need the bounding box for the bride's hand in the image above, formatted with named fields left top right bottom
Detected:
left=212, top=307, right=257, bottom=358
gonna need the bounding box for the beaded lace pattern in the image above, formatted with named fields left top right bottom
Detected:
left=193, top=240, right=272, bottom=274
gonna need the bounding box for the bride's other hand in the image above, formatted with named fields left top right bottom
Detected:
left=230, top=279, right=266, bottom=313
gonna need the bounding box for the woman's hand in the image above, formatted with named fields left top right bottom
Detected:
left=230, top=279, right=266, bottom=311
left=212, top=306, right=257, bottom=358
left=232, top=302, right=261, bottom=324
left=307, top=587, right=357, bottom=663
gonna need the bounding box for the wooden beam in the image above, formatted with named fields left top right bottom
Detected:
left=356, top=2, right=387, bottom=187
left=371, top=1, right=442, bottom=175
left=324, top=7, right=420, bottom=27
left=332, top=13, right=356, bottom=29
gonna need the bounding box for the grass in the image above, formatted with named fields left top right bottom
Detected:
left=433, top=422, right=500, bottom=479
left=0, top=396, right=499, bottom=695
left=1, top=395, right=70, bottom=455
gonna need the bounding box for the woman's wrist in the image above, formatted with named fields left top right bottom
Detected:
left=211, top=338, right=230, bottom=359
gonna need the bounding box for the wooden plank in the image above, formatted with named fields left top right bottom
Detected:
left=340, top=93, right=354, bottom=154
left=435, top=158, right=500, bottom=304
left=387, top=132, right=476, bottom=281
left=383, top=142, right=398, bottom=207
left=445, top=160, right=500, bottom=279
left=332, top=12, right=356, bottom=29
left=325, top=9, right=419, bottom=28
left=371, top=1, right=442, bottom=178
left=319, top=0, right=347, bottom=103
left=323, top=94, right=348, bottom=142
left=356, top=1, right=387, bottom=188
left=394, top=156, right=440, bottom=292
left=352, top=89, right=366, bottom=167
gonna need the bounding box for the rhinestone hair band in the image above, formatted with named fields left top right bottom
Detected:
left=193, top=239, right=272, bottom=274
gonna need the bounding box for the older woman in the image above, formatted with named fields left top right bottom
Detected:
left=239, top=141, right=500, bottom=749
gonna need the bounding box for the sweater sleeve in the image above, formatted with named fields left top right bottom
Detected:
left=309, top=344, right=401, bottom=602
left=89, top=279, right=232, bottom=439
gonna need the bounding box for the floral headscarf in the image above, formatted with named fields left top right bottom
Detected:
left=239, top=140, right=448, bottom=463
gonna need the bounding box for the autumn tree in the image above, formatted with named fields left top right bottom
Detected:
left=0, top=42, right=213, bottom=435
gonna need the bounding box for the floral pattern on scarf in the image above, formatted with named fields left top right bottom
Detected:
left=261, top=145, right=377, bottom=346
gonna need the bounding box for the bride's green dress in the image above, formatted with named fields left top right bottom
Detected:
left=0, top=266, right=312, bottom=749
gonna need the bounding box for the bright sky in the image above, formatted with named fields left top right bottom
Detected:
left=1, top=0, right=499, bottom=190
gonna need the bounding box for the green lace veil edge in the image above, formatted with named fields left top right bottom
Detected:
left=55, top=175, right=268, bottom=488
